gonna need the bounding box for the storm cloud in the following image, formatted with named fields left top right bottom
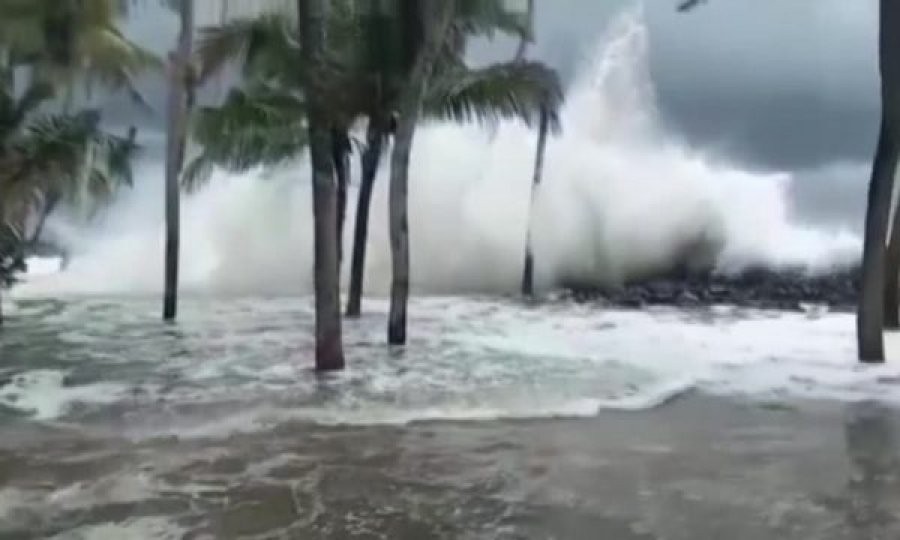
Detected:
left=113, top=0, right=880, bottom=229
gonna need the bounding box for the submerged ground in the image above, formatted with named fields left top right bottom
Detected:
left=1, top=296, right=899, bottom=538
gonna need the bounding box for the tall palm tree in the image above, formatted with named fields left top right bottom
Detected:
left=521, top=105, right=550, bottom=297
left=297, top=0, right=345, bottom=371
left=858, top=0, right=900, bottom=363
left=163, top=0, right=195, bottom=322
left=387, top=0, right=458, bottom=344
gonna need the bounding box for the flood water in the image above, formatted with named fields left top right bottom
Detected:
left=2, top=296, right=900, bottom=538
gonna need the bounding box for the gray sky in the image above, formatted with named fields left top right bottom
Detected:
left=114, top=0, right=880, bottom=230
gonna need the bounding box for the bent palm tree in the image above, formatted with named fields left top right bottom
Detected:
left=1, top=82, right=138, bottom=326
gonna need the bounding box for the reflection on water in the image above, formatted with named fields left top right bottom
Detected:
left=843, top=402, right=900, bottom=539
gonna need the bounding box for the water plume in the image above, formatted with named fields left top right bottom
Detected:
left=14, top=7, right=860, bottom=298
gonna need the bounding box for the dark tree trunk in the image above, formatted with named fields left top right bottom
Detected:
left=299, top=0, right=345, bottom=371
left=885, top=216, right=900, bottom=328
left=163, top=0, right=194, bottom=322
left=860, top=122, right=899, bottom=361
left=346, top=119, right=385, bottom=318
left=858, top=0, right=900, bottom=363
left=388, top=0, right=457, bottom=345
left=331, top=128, right=351, bottom=267
left=29, top=192, right=60, bottom=248
left=521, top=106, right=550, bottom=297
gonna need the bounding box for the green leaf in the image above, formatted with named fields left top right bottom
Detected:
left=184, top=86, right=308, bottom=192
left=425, top=60, right=563, bottom=130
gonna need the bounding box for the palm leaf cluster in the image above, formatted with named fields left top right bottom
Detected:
left=0, top=0, right=154, bottom=288
left=0, top=0, right=160, bottom=107
left=1, top=83, right=140, bottom=239
left=185, top=0, right=563, bottom=190
left=183, top=86, right=307, bottom=192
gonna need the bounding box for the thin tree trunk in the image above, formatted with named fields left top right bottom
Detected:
left=884, top=47, right=900, bottom=331
left=858, top=0, right=900, bottom=363
left=513, top=0, right=535, bottom=62
left=0, top=46, right=12, bottom=93
left=885, top=209, right=900, bottom=328
left=346, top=119, right=384, bottom=318
left=29, top=192, right=60, bottom=249
left=388, top=0, right=457, bottom=345
left=331, top=128, right=350, bottom=267
left=521, top=106, right=550, bottom=297
left=299, top=0, right=345, bottom=371
left=163, top=0, right=194, bottom=322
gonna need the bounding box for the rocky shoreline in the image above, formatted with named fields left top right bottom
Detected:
left=564, top=266, right=861, bottom=311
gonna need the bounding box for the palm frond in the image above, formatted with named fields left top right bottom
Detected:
left=13, top=81, right=55, bottom=123
left=7, top=109, right=136, bottom=205
left=425, top=60, right=563, bottom=131
left=0, top=81, right=55, bottom=145
left=180, top=153, right=216, bottom=193
left=196, top=14, right=297, bottom=85
left=73, top=25, right=162, bottom=107
left=184, top=86, right=308, bottom=192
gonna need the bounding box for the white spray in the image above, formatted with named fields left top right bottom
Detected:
left=14, top=8, right=860, bottom=298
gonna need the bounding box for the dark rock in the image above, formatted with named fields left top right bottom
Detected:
left=565, top=265, right=860, bottom=311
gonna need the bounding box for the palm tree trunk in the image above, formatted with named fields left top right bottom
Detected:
left=29, top=192, right=60, bottom=249
left=521, top=106, right=549, bottom=297
left=163, top=0, right=194, bottom=322
left=346, top=119, right=385, bottom=318
left=858, top=0, right=900, bottom=363
left=298, top=0, right=345, bottom=371
left=881, top=2, right=900, bottom=330
left=513, top=0, right=535, bottom=61
left=388, top=0, right=457, bottom=345
left=331, top=128, right=351, bottom=267
left=0, top=46, right=12, bottom=93
left=885, top=209, right=900, bottom=328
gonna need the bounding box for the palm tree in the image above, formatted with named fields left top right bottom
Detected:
left=386, top=0, right=458, bottom=343
left=1, top=82, right=138, bottom=326
left=858, top=0, right=900, bottom=363
left=187, top=4, right=561, bottom=320
left=297, top=0, right=345, bottom=371
left=163, top=0, right=195, bottom=322
left=0, top=0, right=149, bottom=328
left=521, top=105, right=550, bottom=297
left=0, top=0, right=159, bottom=107
left=0, top=0, right=157, bottom=253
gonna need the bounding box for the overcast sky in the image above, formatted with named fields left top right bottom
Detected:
left=115, top=0, right=880, bottom=231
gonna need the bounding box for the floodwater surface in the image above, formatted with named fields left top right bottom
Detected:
left=1, top=296, right=900, bottom=538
